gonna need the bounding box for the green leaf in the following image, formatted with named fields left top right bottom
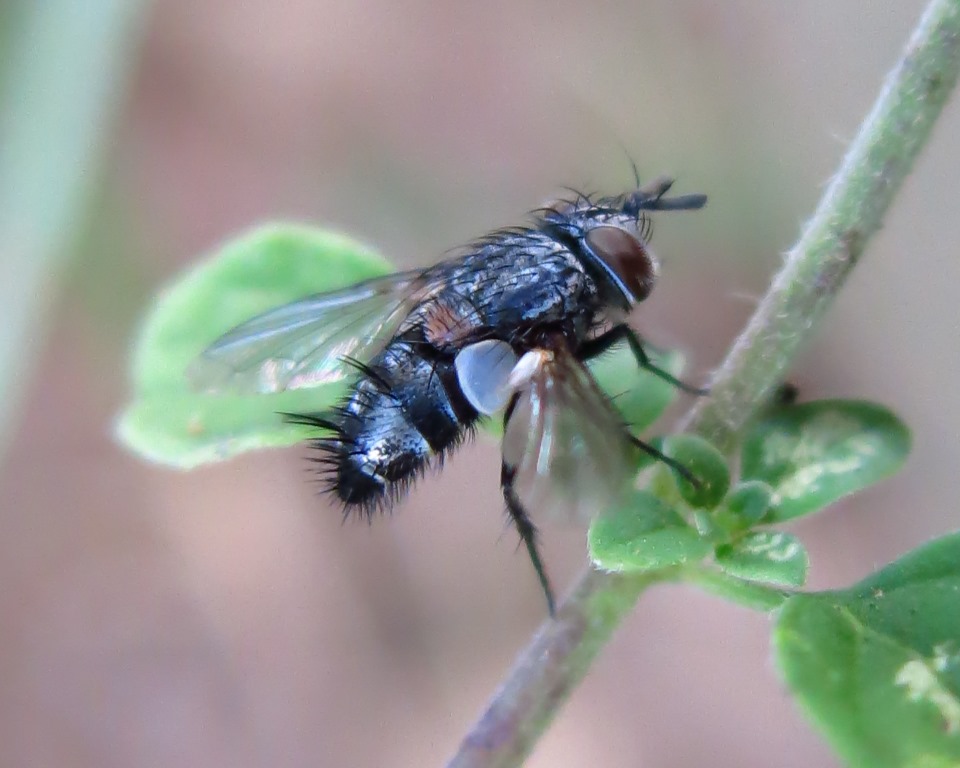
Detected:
left=684, top=565, right=789, bottom=612
left=588, top=490, right=711, bottom=573
left=741, top=400, right=911, bottom=522
left=589, top=346, right=686, bottom=434
left=659, top=434, right=730, bottom=509
left=715, top=480, right=775, bottom=530
left=116, top=224, right=392, bottom=466
left=774, top=532, right=960, bottom=767
left=715, top=531, right=808, bottom=587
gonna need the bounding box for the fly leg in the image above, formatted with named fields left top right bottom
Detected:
left=579, top=324, right=708, bottom=396
left=628, top=435, right=701, bottom=490
left=501, top=396, right=556, bottom=616
left=502, top=464, right=556, bottom=616
left=580, top=327, right=705, bottom=489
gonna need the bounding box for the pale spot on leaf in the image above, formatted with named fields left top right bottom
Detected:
left=742, top=532, right=803, bottom=562
left=894, top=646, right=960, bottom=733
left=776, top=454, right=866, bottom=499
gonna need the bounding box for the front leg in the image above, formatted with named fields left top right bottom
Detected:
left=579, top=324, right=708, bottom=396
left=501, top=395, right=556, bottom=616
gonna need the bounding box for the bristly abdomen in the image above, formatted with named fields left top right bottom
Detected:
left=286, top=339, right=479, bottom=519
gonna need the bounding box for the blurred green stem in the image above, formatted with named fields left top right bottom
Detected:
left=446, top=1, right=960, bottom=766
left=0, top=0, right=149, bottom=459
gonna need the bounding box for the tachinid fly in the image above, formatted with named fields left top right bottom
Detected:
left=190, top=176, right=707, bottom=615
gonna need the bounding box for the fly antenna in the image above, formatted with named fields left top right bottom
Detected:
left=627, top=152, right=642, bottom=190
left=623, top=176, right=708, bottom=216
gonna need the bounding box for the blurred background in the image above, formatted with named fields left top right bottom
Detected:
left=1, top=1, right=957, bottom=766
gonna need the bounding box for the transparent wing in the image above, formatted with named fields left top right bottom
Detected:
left=502, top=347, right=636, bottom=525
left=189, top=270, right=429, bottom=394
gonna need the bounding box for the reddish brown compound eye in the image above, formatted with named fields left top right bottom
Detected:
left=583, top=225, right=657, bottom=304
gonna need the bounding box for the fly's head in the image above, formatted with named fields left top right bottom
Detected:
left=540, top=177, right=707, bottom=313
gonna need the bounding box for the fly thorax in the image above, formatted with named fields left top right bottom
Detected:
left=411, top=293, right=483, bottom=349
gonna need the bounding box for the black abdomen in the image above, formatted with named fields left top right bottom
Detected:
left=298, top=340, right=478, bottom=516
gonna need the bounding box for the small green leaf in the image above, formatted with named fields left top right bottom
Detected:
left=683, top=565, right=790, bottom=612
left=589, top=346, right=686, bottom=434
left=116, top=224, right=392, bottom=466
left=659, top=434, right=730, bottom=509
left=742, top=400, right=911, bottom=522
left=716, top=531, right=808, bottom=587
left=691, top=509, right=723, bottom=541
left=774, top=532, right=960, bottom=767
left=588, top=490, right=711, bottom=573
left=714, top=480, right=775, bottom=531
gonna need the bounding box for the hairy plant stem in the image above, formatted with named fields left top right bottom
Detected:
left=446, top=1, right=960, bottom=766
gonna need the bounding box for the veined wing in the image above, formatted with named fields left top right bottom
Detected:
left=189, top=270, right=429, bottom=394
left=502, top=346, right=636, bottom=525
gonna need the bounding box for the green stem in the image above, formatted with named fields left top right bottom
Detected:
left=446, top=568, right=675, bottom=768
left=446, top=1, right=960, bottom=766
left=680, top=0, right=960, bottom=453
left=0, top=0, right=149, bottom=459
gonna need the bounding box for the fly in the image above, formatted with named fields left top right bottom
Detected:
left=189, top=176, right=708, bottom=615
